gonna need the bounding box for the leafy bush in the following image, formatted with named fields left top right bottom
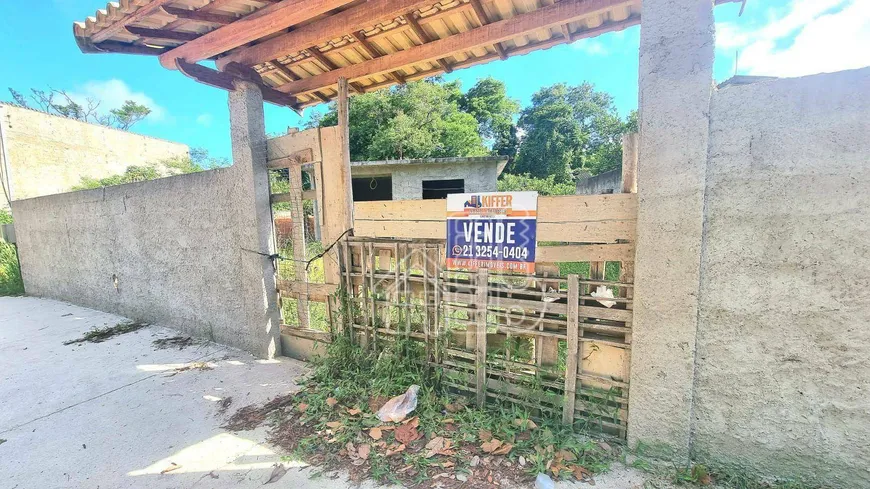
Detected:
left=497, top=173, right=576, bottom=196
left=0, top=240, right=23, bottom=296
left=0, top=208, right=12, bottom=224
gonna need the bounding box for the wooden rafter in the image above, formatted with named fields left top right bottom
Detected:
left=91, top=40, right=168, bottom=56
left=215, top=0, right=436, bottom=71
left=306, top=47, right=366, bottom=94
left=90, top=0, right=176, bottom=43
left=468, top=0, right=508, bottom=60
left=275, top=0, right=634, bottom=96
left=159, top=5, right=238, bottom=25
left=351, top=32, right=407, bottom=85
left=404, top=12, right=453, bottom=73
left=125, top=26, right=200, bottom=42
left=158, top=0, right=357, bottom=70
left=175, top=58, right=300, bottom=109
left=271, top=60, right=331, bottom=103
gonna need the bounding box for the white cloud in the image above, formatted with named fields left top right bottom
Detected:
left=69, top=79, right=168, bottom=123
left=573, top=39, right=610, bottom=56
left=196, top=113, right=213, bottom=127
left=717, top=0, right=870, bottom=77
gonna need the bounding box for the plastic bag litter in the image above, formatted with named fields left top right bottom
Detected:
left=535, top=473, right=555, bottom=489
left=591, top=285, right=617, bottom=308
left=377, top=385, right=420, bottom=422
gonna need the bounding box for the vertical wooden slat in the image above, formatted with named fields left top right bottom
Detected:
left=622, top=132, right=639, bottom=194
left=423, top=245, right=432, bottom=363
left=434, top=248, right=443, bottom=365
left=341, top=240, right=354, bottom=342
left=562, top=275, right=580, bottom=425
left=287, top=165, right=310, bottom=329
left=475, top=268, right=489, bottom=407
left=367, top=242, right=376, bottom=349
left=403, top=243, right=411, bottom=341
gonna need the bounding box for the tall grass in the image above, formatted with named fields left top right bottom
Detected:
left=0, top=209, right=24, bottom=296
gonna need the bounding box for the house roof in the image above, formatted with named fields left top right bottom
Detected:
left=73, top=0, right=741, bottom=110
left=351, top=156, right=509, bottom=175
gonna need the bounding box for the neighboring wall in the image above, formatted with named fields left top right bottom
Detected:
left=575, top=169, right=621, bottom=195
left=693, top=68, right=870, bottom=486
left=0, top=104, right=188, bottom=209
left=10, top=83, right=281, bottom=358
left=351, top=157, right=502, bottom=200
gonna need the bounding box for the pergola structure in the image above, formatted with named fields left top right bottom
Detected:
left=73, top=0, right=738, bottom=110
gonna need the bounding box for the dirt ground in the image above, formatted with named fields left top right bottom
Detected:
left=0, top=296, right=658, bottom=489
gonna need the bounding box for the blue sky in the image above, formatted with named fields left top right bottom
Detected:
left=1, top=0, right=867, bottom=160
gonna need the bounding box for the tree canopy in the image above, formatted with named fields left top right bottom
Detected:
left=510, top=83, right=636, bottom=183
left=308, top=77, right=519, bottom=161
left=308, top=78, right=635, bottom=187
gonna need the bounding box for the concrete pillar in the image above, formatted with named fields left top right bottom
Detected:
left=627, top=0, right=715, bottom=458
left=228, top=80, right=282, bottom=359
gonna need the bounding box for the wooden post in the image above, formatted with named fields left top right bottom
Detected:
left=337, top=78, right=354, bottom=225
left=562, top=275, right=580, bottom=425
left=621, top=132, right=638, bottom=194
left=475, top=269, right=489, bottom=407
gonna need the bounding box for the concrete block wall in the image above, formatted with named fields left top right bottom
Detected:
left=11, top=82, right=281, bottom=358
left=0, top=104, right=189, bottom=210
left=351, top=159, right=500, bottom=200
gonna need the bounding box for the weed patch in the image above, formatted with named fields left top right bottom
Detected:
left=224, top=335, right=617, bottom=488
left=63, top=321, right=148, bottom=345
left=0, top=240, right=24, bottom=297
left=152, top=336, right=196, bottom=350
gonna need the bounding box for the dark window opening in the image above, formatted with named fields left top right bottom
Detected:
left=352, top=176, right=392, bottom=201
left=422, top=179, right=465, bottom=199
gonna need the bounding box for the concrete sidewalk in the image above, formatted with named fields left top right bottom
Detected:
left=0, top=296, right=358, bottom=488
left=0, top=296, right=651, bottom=489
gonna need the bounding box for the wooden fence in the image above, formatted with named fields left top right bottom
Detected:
left=268, top=127, right=638, bottom=437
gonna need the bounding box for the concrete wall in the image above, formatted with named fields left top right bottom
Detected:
left=351, top=158, right=501, bottom=200
left=692, top=68, right=870, bottom=486
left=0, top=104, right=189, bottom=209
left=10, top=82, right=281, bottom=358
left=575, top=169, right=621, bottom=195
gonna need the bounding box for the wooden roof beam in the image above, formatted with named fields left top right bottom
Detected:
left=469, top=0, right=508, bottom=61
left=306, top=47, right=367, bottom=94
left=274, top=0, right=634, bottom=96
left=159, top=5, right=239, bottom=25
left=158, top=0, right=357, bottom=70
left=404, top=13, right=452, bottom=73
left=176, top=58, right=300, bottom=110
left=215, top=0, right=436, bottom=71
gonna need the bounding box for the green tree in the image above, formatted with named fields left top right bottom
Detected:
left=510, top=83, right=633, bottom=182
left=497, top=173, right=575, bottom=196
left=309, top=79, right=487, bottom=160
left=459, top=77, right=520, bottom=158
left=5, top=87, right=151, bottom=131
left=110, top=101, right=151, bottom=130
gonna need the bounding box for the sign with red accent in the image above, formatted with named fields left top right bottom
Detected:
left=446, top=191, right=538, bottom=274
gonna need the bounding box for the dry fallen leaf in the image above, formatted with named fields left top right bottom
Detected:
left=264, top=464, right=288, bottom=484
left=386, top=443, right=406, bottom=457
left=556, top=449, right=577, bottom=462
left=347, top=407, right=362, bottom=416
left=492, top=442, right=513, bottom=456
left=481, top=438, right=503, bottom=453
left=513, top=418, right=538, bottom=430
left=572, top=465, right=591, bottom=479
left=478, top=429, right=493, bottom=442
left=699, top=474, right=713, bottom=486
left=394, top=423, right=422, bottom=445
left=358, top=444, right=371, bottom=461
left=326, top=398, right=338, bottom=408
left=445, top=403, right=464, bottom=413
left=160, top=462, right=181, bottom=474
left=441, top=418, right=455, bottom=424
left=425, top=436, right=446, bottom=458
left=326, top=421, right=342, bottom=430
left=369, top=427, right=383, bottom=440
left=297, top=403, right=309, bottom=413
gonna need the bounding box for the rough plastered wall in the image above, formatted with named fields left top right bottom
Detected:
left=10, top=82, right=281, bottom=358
left=628, top=0, right=714, bottom=458
left=0, top=104, right=188, bottom=209
left=575, top=168, right=622, bottom=195
left=351, top=159, right=500, bottom=200
left=692, top=68, right=870, bottom=487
